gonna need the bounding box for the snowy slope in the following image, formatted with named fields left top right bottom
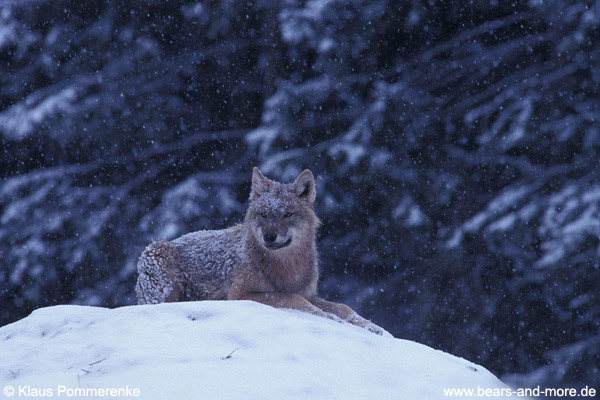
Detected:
left=0, top=301, right=512, bottom=400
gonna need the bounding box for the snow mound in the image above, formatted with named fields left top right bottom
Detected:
left=0, top=301, right=511, bottom=399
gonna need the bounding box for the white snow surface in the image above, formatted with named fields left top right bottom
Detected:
left=0, top=301, right=512, bottom=400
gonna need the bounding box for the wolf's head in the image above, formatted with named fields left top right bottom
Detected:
left=246, top=167, right=320, bottom=251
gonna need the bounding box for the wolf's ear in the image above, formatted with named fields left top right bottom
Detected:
left=294, top=169, right=316, bottom=205
left=251, top=167, right=269, bottom=200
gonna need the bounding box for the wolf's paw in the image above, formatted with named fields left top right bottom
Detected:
left=347, top=316, right=392, bottom=337
left=365, top=322, right=393, bottom=337
left=324, top=312, right=345, bottom=324
left=311, top=307, right=344, bottom=324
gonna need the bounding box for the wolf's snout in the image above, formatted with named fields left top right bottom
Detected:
left=262, top=232, right=292, bottom=250
left=263, top=232, right=277, bottom=243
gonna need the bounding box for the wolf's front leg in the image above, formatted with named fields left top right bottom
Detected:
left=309, top=297, right=390, bottom=337
left=230, top=291, right=343, bottom=322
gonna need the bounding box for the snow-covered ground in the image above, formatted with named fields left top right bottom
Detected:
left=0, top=301, right=513, bottom=399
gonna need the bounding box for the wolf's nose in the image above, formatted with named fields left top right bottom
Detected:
left=263, top=233, right=277, bottom=243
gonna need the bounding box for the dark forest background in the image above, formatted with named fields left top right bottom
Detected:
left=1, top=0, right=598, bottom=389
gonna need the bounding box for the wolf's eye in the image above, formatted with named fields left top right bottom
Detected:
left=261, top=212, right=268, bottom=218
left=284, top=212, right=293, bottom=218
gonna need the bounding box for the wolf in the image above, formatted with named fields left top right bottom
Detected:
left=136, top=167, right=387, bottom=335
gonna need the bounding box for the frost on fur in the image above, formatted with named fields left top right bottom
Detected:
left=136, top=241, right=179, bottom=304
left=135, top=168, right=387, bottom=335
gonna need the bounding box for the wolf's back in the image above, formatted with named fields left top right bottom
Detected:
left=136, top=225, right=246, bottom=304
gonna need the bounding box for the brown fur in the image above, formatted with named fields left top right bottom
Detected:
left=136, top=167, right=387, bottom=335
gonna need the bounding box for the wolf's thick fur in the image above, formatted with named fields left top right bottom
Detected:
left=136, top=168, right=386, bottom=335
